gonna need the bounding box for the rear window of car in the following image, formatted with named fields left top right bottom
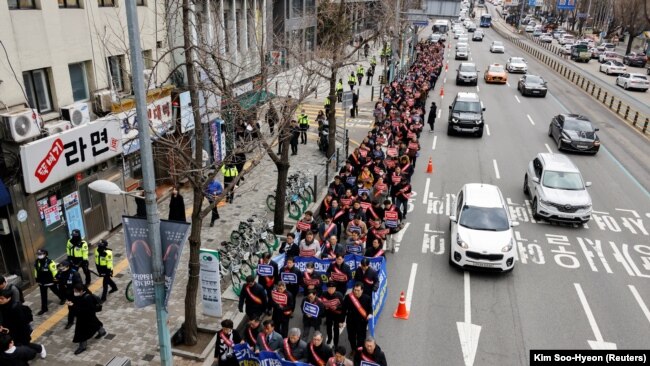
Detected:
left=632, top=75, right=648, bottom=80
left=489, top=65, right=505, bottom=72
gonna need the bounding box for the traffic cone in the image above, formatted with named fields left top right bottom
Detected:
left=426, top=157, right=433, bottom=174
left=445, top=63, right=448, bottom=71
left=393, top=291, right=409, bottom=320
left=440, top=87, right=444, bottom=97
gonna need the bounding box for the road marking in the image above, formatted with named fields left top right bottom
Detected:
left=476, top=85, right=480, bottom=92
left=527, top=114, right=535, bottom=125
left=506, top=81, right=511, bottom=87
left=493, top=159, right=500, bottom=179
left=545, top=143, right=553, bottom=154
left=485, top=124, right=490, bottom=136
left=480, top=101, right=484, bottom=109
left=574, top=283, right=617, bottom=349
left=432, top=135, right=438, bottom=150
left=444, top=77, right=447, bottom=84
left=457, top=271, right=481, bottom=366
left=464, top=271, right=471, bottom=323
left=514, top=95, right=521, bottom=103
left=629, top=285, right=650, bottom=325
left=406, top=263, right=418, bottom=311
left=422, top=178, right=431, bottom=204
left=437, top=109, right=441, bottom=119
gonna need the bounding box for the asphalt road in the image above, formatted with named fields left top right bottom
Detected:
left=374, top=20, right=650, bottom=366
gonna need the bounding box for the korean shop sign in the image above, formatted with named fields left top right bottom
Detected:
left=20, top=118, right=123, bottom=193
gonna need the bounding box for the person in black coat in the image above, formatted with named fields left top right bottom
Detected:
left=270, top=282, right=294, bottom=338
left=233, top=151, right=247, bottom=182
left=301, top=290, right=325, bottom=341
left=0, top=334, right=40, bottom=366
left=257, top=253, right=280, bottom=314
left=280, top=257, right=303, bottom=300
left=168, top=187, right=186, bottom=222
left=55, top=261, right=82, bottom=329
left=238, top=276, right=268, bottom=320
left=134, top=187, right=146, bottom=218
left=353, top=337, right=387, bottom=366
left=343, top=283, right=373, bottom=352
left=326, top=255, right=352, bottom=296
left=69, top=284, right=106, bottom=354
left=353, top=258, right=379, bottom=298
left=0, top=290, right=45, bottom=358
left=215, top=319, right=242, bottom=366
left=321, top=282, right=345, bottom=348
left=307, top=331, right=333, bottom=366
left=290, top=120, right=300, bottom=155
left=279, top=233, right=300, bottom=258
left=427, top=101, right=437, bottom=132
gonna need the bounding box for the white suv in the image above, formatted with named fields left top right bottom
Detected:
left=523, top=153, right=593, bottom=224
left=449, top=184, right=519, bottom=272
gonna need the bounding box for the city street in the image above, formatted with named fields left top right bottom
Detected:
left=374, top=19, right=650, bottom=366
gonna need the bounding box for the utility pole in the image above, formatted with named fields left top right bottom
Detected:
left=124, top=1, right=172, bottom=364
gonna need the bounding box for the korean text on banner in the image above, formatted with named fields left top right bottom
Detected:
left=200, top=248, right=223, bottom=317
left=557, top=0, right=575, bottom=10
left=234, top=343, right=312, bottom=366
left=122, top=216, right=190, bottom=309
left=369, top=257, right=387, bottom=337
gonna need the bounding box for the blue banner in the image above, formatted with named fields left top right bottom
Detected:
left=234, top=344, right=312, bottom=365
left=281, top=272, right=298, bottom=284
left=528, top=0, right=535, bottom=5
left=557, top=0, right=575, bottom=10
left=258, top=264, right=274, bottom=276
left=303, top=301, right=320, bottom=318
left=369, top=257, right=388, bottom=337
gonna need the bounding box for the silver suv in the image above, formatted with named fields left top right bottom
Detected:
left=523, top=153, right=592, bottom=224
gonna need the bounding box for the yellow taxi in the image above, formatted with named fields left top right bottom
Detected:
left=484, top=64, right=508, bottom=84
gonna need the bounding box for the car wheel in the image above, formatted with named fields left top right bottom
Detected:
left=447, top=124, right=454, bottom=135
left=532, top=198, right=542, bottom=221
left=624, top=82, right=629, bottom=90
left=606, top=69, right=610, bottom=75
left=523, top=175, right=530, bottom=196
left=548, top=124, right=553, bottom=137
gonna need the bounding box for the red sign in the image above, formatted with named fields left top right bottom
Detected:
left=387, top=147, right=398, bottom=157
left=35, top=139, right=64, bottom=183
left=271, top=290, right=288, bottom=307
left=384, top=211, right=398, bottom=221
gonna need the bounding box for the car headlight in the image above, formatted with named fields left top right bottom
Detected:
left=476, top=119, right=482, bottom=125
left=456, top=234, right=469, bottom=249
left=539, top=198, right=552, bottom=206
left=451, top=117, right=459, bottom=123
left=593, top=141, right=600, bottom=146
left=502, top=239, right=514, bottom=253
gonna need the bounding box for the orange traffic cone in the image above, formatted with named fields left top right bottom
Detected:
left=393, top=291, right=409, bottom=320
left=445, top=63, right=448, bottom=71
left=426, top=158, right=433, bottom=174
left=440, top=87, right=444, bottom=97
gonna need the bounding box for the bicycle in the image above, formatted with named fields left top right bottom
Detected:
left=266, top=189, right=304, bottom=219
left=230, top=215, right=277, bottom=250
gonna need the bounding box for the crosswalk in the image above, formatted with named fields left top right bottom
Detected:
left=299, top=103, right=375, bottom=129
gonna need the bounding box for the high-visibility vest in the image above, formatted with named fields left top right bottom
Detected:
left=324, top=97, right=331, bottom=107
left=34, top=258, right=58, bottom=282
left=357, top=66, right=365, bottom=75
left=66, top=240, right=89, bottom=260
left=348, top=75, right=357, bottom=84
left=336, top=81, right=343, bottom=92
left=298, top=113, right=309, bottom=126
left=370, top=56, right=377, bottom=66
left=221, top=165, right=239, bottom=177
left=95, top=248, right=114, bottom=271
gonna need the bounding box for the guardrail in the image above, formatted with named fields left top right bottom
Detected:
left=491, top=21, right=650, bottom=137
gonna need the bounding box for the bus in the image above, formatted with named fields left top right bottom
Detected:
left=432, top=19, right=450, bottom=34
left=480, top=14, right=492, bottom=27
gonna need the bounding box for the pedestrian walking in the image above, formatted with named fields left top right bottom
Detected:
left=257, top=252, right=279, bottom=314
left=298, top=109, right=309, bottom=144
left=428, top=101, right=437, bottom=132
left=267, top=104, right=279, bottom=135
left=299, top=232, right=321, bottom=258
left=55, top=261, right=82, bottom=329
left=33, top=249, right=61, bottom=315
left=363, top=44, right=370, bottom=58
left=255, top=320, right=283, bottom=353
left=0, top=333, right=46, bottom=365
left=307, top=331, right=333, bottom=366
left=206, top=178, right=222, bottom=227
left=326, top=345, right=353, bottom=366
left=68, top=284, right=106, bottom=355
left=320, top=282, right=344, bottom=348
left=94, top=240, right=118, bottom=302
left=0, top=290, right=46, bottom=360
left=302, top=290, right=325, bottom=341
left=290, top=120, right=300, bottom=155
left=233, top=151, right=247, bottom=182
left=336, top=79, right=344, bottom=102
left=280, top=257, right=302, bottom=301
left=280, top=328, right=308, bottom=362
left=215, top=319, right=242, bottom=366
left=326, top=255, right=352, bottom=296
left=353, top=258, right=379, bottom=298
left=356, top=65, right=365, bottom=86
left=238, top=276, right=267, bottom=320
left=351, top=92, right=359, bottom=118
left=353, top=337, right=387, bottom=366
left=243, top=316, right=262, bottom=348
left=342, top=282, right=372, bottom=353
left=270, top=282, right=294, bottom=338
left=168, top=186, right=186, bottom=222
left=66, top=229, right=91, bottom=286
left=347, top=73, right=357, bottom=91
left=366, top=67, right=374, bottom=85
left=221, top=163, right=238, bottom=204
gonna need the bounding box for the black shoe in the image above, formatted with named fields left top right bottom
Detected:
left=109, top=288, right=118, bottom=294
left=100, top=297, right=106, bottom=303
left=65, top=322, right=74, bottom=330
left=37, top=309, right=48, bottom=316
left=95, top=328, right=107, bottom=339
left=74, top=344, right=86, bottom=355
left=210, top=222, right=215, bottom=227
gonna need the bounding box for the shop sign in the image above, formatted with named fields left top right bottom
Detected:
left=118, top=95, right=173, bottom=155
left=178, top=91, right=195, bottom=133
left=20, top=119, right=123, bottom=194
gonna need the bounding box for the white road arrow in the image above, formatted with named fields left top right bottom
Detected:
left=574, top=283, right=617, bottom=350
left=457, top=271, right=481, bottom=366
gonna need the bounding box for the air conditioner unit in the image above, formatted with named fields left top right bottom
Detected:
left=94, top=90, right=114, bottom=113
left=44, top=120, right=72, bottom=136
left=61, top=103, right=91, bottom=127
left=143, top=69, right=155, bottom=90
left=0, top=109, right=40, bottom=143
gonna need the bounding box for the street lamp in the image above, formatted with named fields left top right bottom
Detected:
left=89, top=180, right=142, bottom=198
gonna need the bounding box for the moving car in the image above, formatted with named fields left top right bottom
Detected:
left=599, top=51, right=620, bottom=63
left=449, top=183, right=518, bottom=272
left=548, top=113, right=600, bottom=154
left=455, top=46, right=470, bottom=60
left=456, top=62, right=479, bottom=86
left=599, top=60, right=626, bottom=75
left=506, top=57, right=528, bottom=73
left=558, top=34, right=575, bottom=45
left=484, top=64, right=508, bottom=84
left=523, top=153, right=593, bottom=224
left=525, top=25, right=535, bottom=32
left=596, top=42, right=616, bottom=51
left=561, top=44, right=572, bottom=55
left=490, top=40, right=505, bottom=53
left=447, top=92, right=485, bottom=137
left=517, top=74, right=548, bottom=97
left=467, top=23, right=477, bottom=32
left=533, top=28, right=543, bottom=37
left=589, top=47, right=601, bottom=59
left=623, top=52, right=648, bottom=67
left=540, top=33, right=553, bottom=43
left=552, top=30, right=566, bottom=39
left=615, top=73, right=650, bottom=91
left=458, top=35, right=469, bottom=43
left=429, top=33, right=441, bottom=43
left=454, top=29, right=466, bottom=39
left=472, top=30, right=484, bottom=41
left=570, top=44, right=591, bottom=62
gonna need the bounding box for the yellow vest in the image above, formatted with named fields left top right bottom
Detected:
left=66, top=240, right=89, bottom=260
left=324, top=97, right=331, bottom=106
left=348, top=75, right=357, bottom=84
left=336, top=82, right=343, bottom=92
left=298, top=113, right=309, bottom=126
left=94, top=248, right=114, bottom=270
left=221, top=165, right=239, bottom=177
left=357, top=66, right=365, bottom=75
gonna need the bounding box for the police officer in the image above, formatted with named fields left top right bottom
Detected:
left=356, top=65, right=365, bottom=86
left=370, top=56, right=377, bottom=73
left=33, top=249, right=61, bottom=315
left=336, top=79, right=344, bottom=102
left=55, top=260, right=82, bottom=329
left=221, top=164, right=239, bottom=203
left=298, top=109, right=309, bottom=144
left=324, top=96, right=332, bottom=119
left=347, top=73, right=357, bottom=91
left=66, top=229, right=90, bottom=286
left=95, top=240, right=118, bottom=302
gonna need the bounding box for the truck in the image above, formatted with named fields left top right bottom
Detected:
left=570, top=44, right=591, bottom=63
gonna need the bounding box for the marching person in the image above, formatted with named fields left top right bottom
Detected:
left=255, top=320, right=283, bottom=353
left=0, top=290, right=46, bottom=360
left=391, top=177, right=412, bottom=220
left=345, top=232, right=364, bottom=256
left=299, top=231, right=321, bottom=258
left=322, top=236, right=345, bottom=260
left=33, top=249, right=61, bottom=315
left=168, top=186, right=186, bottom=222
left=301, top=262, right=322, bottom=295
left=280, top=257, right=302, bottom=301
left=364, top=238, right=386, bottom=259
left=280, top=328, right=308, bottom=362
left=320, top=282, right=345, bottom=348
left=279, top=233, right=300, bottom=258
left=206, top=177, right=223, bottom=227
left=343, top=282, right=373, bottom=354
left=318, top=215, right=338, bottom=244
left=308, top=331, right=334, bottom=366
left=94, top=240, right=118, bottom=303
left=243, top=316, right=262, bottom=348
left=55, top=260, right=82, bottom=330
left=295, top=210, right=318, bottom=242
left=353, top=258, right=379, bottom=298
left=215, top=319, right=242, bottom=366
left=238, top=276, right=267, bottom=320
left=326, top=345, right=353, bottom=366
left=257, top=252, right=279, bottom=314
left=68, top=283, right=106, bottom=355
left=270, top=281, right=294, bottom=338
left=326, top=255, right=352, bottom=296
left=353, top=337, right=387, bottom=366
left=301, top=290, right=325, bottom=341
left=66, top=229, right=90, bottom=286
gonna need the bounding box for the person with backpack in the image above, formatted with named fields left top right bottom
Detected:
left=33, top=249, right=61, bottom=315
left=0, top=290, right=46, bottom=360
left=68, top=283, right=106, bottom=355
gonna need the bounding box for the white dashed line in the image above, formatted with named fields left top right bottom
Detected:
left=527, top=114, right=535, bottom=125
left=514, top=95, right=521, bottom=103
left=432, top=135, right=437, bottom=150
left=493, top=159, right=500, bottom=179
left=629, top=285, right=650, bottom=326
left=476, top=85, right=480, bottom=92
left=545, top=143, right=553, bottom=154
left=485, top=124, right=490, bottom=136
left=406, top=263, right=418, bottom=311
left=506, top=81, right=511, bottom=87
left=437, top=109, right=441, bottom=119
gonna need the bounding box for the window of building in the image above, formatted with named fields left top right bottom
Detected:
left=59, top=0, right=81, bottom=8
left=68, top=62, right=89, bottom=102
left=98, top=0, right=115, bottom=7
left=305, top=0, right=315, bottom=15
left=8, top=0, right=36, bottom=9
left=107, top=55, right=125, bottom=92
left=142, top=50, right=153, bottom=69
left=136, top=0, right=145, bottom=5
left=305, top=26, right=315, bottom=51
left=291, top=0, right=302, bottom=18
left=23, top=69, right=54, bottom=114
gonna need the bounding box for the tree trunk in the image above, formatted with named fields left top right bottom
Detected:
left=625, top=34, right=634, bottom=54
left=273, top=123, right=291, bottom=235
left=326, top=68, right=338, bottom=158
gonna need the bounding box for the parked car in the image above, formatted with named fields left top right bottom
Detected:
left=623, top=52, right=648, bottom=67
left=517, top=74, right=548, bottom=97
left=615, top=73, right=649, bottom=91
left=506, top=57, right=528, bottom=73
left=599, top=60, right=626, bottom=75
left=449, top=183, right=518, bottom=272
left=490, top=40, right=505, bottom=53
left=548, top=114, right=600, bottom=154
left=524, top=153, right=593, bottom=224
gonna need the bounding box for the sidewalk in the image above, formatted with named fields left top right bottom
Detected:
left=22, top=57, right=382, bottom=366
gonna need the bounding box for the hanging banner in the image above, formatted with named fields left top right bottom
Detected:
left=178, top=91, right=196, bottom=133
left=234, top=344, right=312, bottom=365
left=368, top=257, right=388, bottom=337
left=122, top=216, right=190, bottom=309
left=557, top=0, right=576, bottom=10
left=200, top=248, right=223, bottom=317
left=63, top=191, right=85, bottom=239
left=210, top=119, right=227, bottom=165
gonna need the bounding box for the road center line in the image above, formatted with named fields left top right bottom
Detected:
left=485, top=124, right=490, bottom=136
left=493, top=159, right=500, bottom=179
left=629, top=285, right=650, bottom=325
left=514, top=95, right=521, bottom=103
left=574, top=283, right=604, bottom=342
left=506, top=81, right=511, bottom=87
left=464, top=271, right=471, bottom=323
left=437, top=109, right=441, bottom=119
left=527, top=114, right=535, bottom=125
left=432, top=135, right=438, bottom=150
left=545, top=143, right=553, bottom=154
left=422, top=178, right=431, bottom=204
left=406, top=263, right=418, bottom=311
left=476, top=85, right=480, bottom=92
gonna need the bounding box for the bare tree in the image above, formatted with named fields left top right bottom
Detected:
left=612, top=0, right=649, bottom=54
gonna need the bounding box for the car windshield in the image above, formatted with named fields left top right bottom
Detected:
left=526, top=75, right=544, bottom=84
left=564, top=119, right=594, bottom=131
left=460, top=64, right=476, bottom=72
left=459, top=206, right=510, bottom=231
left=493, top=41, right=503, bottom=46
left=454, top=101, right=481, bottom=113
left=510, top=57, right=524, bottom=63
left=610, top=61, right=624, bottom=67
left=489, top=65, right=505, bottom=73
left=542, top=171, right=584, bottom=190
left=457, top=47, right=468, bottom=52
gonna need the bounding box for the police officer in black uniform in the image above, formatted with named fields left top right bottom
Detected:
left=55, top=260, right=83, bottom=329
left=33, top=249, right=61, bottom=315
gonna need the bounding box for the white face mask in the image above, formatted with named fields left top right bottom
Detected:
left=74, top=292, right=83, bottom=297
left=37, top=255, right=45, bottom=259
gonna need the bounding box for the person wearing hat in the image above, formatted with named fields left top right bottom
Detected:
left=33, top=249, right=61, bottom=315
left=55, top=260, right=83, bottom=329
left=353, top=259, right=379, bottom=298
left=66, top=229, right=91, bottom=287
left=215, top=319, right=242, bottom=366
left=320, top=282, right=344, bottom=348
left=94, top=240, right=118, bottom=302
